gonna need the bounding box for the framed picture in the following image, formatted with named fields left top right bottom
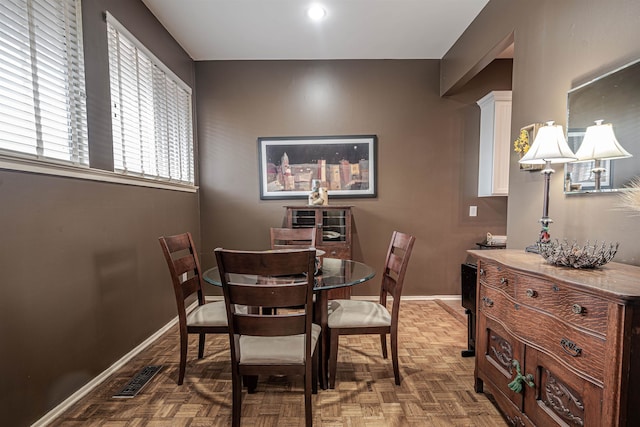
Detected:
left=258, top=135, right=377, bottom=200
left=516, top=123, right=544, bottom=171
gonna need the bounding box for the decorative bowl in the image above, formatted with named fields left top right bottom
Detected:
left=537, top=239, right=619, bottom=269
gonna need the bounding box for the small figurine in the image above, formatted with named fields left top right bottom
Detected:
left=308, top=179, right=328, bottom=205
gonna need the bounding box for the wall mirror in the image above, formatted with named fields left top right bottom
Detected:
left=565, top=58, right=640, bottom=194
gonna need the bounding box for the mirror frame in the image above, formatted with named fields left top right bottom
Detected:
left=564, top=58, right=640, bottom=194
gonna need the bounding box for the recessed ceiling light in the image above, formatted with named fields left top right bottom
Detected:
left=307, top=5, right=326, bottom=21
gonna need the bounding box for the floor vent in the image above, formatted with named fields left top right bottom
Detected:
left=112, top=365, right=162, bottom=398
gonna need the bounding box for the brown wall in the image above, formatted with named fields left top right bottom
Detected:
left=195, top=59, right=508, bottom=298
left=443, top=0, right=640, bottom=265
left=11, top=0, right=640, bottom=425
left=0, top=1, right=199, bottom=425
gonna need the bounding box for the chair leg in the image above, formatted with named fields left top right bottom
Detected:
left=328, top=330, right=340, bottom=389
left=232, top=370, right=242, bottom=427
left=380, top=333, right=388, bottom=359
left=198, top=332, right=205, bottom=359
left=178, top=332, right=188, bottom=385
left=391, top=329, right=400, bottom=385
left=305, top=359, right=313, bottom=427
left=312, top=346, right=318, bottom=395
left=318, top=329, right=327, bottom=390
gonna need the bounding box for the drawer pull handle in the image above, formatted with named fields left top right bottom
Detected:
left=526, top=289, right=537, bottom=298
left=482, top=296, right=494, bottom=307
left=479, top=268, right=485, bottom=277
left=552, top=285, right=560, bottom=292
left=507, top=359, right=535, bottom=393
left=560, top=338, right=582, bottom=357
left=572, top=304, right=584, bottom=314
left=500, top=277, right=509, bottom=285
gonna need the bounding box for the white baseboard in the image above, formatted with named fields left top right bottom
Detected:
left=32, top=301, right=198, bottom=427
left=351, top=294, right=461, bottom=301
left=205, top=295, right=460, bottom=302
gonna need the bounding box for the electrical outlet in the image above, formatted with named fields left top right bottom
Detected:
left=469, top=206, right=477, bottom=217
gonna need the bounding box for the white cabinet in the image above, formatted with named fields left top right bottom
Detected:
left=477, top=91, right=512, bottom=197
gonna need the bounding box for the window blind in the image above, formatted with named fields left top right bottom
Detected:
left=0, top=0, right=88, bottom=165
left=106, top=12, right=194, bottom=185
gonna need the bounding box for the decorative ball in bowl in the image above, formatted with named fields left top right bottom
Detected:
left=537, top=239, right=619, bottom=268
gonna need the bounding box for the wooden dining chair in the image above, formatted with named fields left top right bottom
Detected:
left=270, top=227, right=317, bottom=250
left=269, top=227, right=320, bottom=314
left=327, top=231, right=416, bottom=388
left=158, top=232, right=228, bottom=385
left=214, top=248, right=320, bottom=427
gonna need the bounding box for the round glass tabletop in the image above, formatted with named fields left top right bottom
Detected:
left=203, top=257, right=375, bottom=292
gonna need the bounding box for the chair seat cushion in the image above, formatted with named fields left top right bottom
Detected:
left=327, top=299, right=391, bottom=328
left=186, top=301, right=228, bottom=327
left=238, top=323, right=321, bottom=365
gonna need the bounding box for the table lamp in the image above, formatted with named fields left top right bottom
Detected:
left=519, top=121, right=577, bottom=252
left=573, top=120, right=632, bottom=190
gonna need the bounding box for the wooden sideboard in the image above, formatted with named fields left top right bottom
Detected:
left=468, top=249, right=640, bottom=426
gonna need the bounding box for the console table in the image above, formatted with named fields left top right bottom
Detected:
left=468, top=249, right=640, bottom=426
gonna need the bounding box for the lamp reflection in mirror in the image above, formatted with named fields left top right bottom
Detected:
left=519, top=121, right=577, bottom=252
left=573, top=120, right=632, bottom=190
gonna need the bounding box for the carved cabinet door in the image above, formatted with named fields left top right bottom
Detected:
left=477, top=314, right=525, bottom=412
left=523, top=347, right=602, bottom=427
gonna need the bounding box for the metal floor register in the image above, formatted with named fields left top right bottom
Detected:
left=112, top=365, right=162, bottom=398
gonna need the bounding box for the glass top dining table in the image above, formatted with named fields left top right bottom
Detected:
left=202, top=257, right=376, bottom=389
left=202, top=257, right=375, bottom=291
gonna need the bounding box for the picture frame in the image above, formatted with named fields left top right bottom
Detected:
left=517, top=123, right=544, bottom=171
left=258, top=135, right=377, bottom=200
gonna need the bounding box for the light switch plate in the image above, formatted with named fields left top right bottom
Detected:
left=469, top=206, right=477, bottom=217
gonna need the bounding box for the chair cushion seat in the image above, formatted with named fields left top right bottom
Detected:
left=186, top=301, right=228, bottom=327
left=238, top=323, right=321, bottom=365
left=327, top=299, right=391, bottom=328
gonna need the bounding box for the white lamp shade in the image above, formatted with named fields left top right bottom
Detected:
left=574, top=120, right=632, bottom=161
left=519, top=121, right=577, bottom=165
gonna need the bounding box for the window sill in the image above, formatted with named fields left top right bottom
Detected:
left=0, top=155, right=198, bottom=193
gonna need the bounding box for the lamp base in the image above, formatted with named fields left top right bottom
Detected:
left=525, top=217, right=552, bottom=254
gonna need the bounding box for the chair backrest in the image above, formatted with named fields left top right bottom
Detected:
left=380, top=231, right=416, bottom=311
left=270, top=227, right=317, bottom=250
left=158, top=232, right=206, bottom=320
left=214, top=248, right=316, bottom=346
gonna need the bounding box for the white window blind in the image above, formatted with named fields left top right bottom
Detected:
left=106, top=13, right=194, bottom=185
left=0, top=0, right=88, bottom=165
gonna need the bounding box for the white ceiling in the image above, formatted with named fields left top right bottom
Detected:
left=141, top=0, right=490, bottom=61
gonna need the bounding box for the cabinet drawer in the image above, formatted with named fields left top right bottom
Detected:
left=478, top=283, right=513, bottom=321
left=523, top=311, right=605, bottom=384
left=515, top=275, right=609, bottom=336
left=479, top=285, right=606, bottom=383
left=478, top=260, right=515, bottom=297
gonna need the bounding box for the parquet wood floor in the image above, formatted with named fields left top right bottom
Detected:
left=49, top=301, right=507, bottom=426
